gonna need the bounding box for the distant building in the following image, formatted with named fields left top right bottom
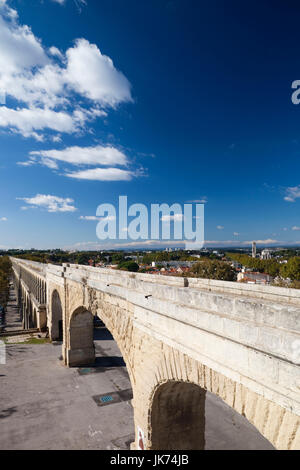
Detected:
left=159, top=261, right=194, bottom=268
left=237, top=271, right=273, bottom=285
left=252, top=242, right=257, bottom=258
left=231, top=261, right=242, bottom=269
left=261, top=249, right=272, bottom=260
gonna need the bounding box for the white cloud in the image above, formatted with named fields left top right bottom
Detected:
left=52, top=0, right=87, bottom=9
left=292, top=226, right=300, bottom=231
left=65, top=39, right=132, bottom=108
left=0, top=8, right=132, bottom=140
left=79, top=215, right=116, bottom=221
left=233, top=232, right=239, bottom=236
left=0, top=106, right=78, bottom=139
left=79, top=216, right=98, bottom=221
left=19, top=143, right=141, bottom=182
left=0, top=216, right=7, bottom=221
left=28, top=145, right=128, bottom=167
left=48, top=46, right=63, bottom=60
left=186, top=197, right=207, bottom=204
left=284, top=185, right=300, bottom=202
left=65, top=167, right=134, bottom=181
left=63, top=237, right=300, bottom=251
left=217, top=225, right=224, bottom=230
left=243, top=239, right=278, bottom=244
left=161, top=214, right=184, bottom=222
left=17, top=194, right=77, bottom=212
left=0, top=3, right=48, bottom=76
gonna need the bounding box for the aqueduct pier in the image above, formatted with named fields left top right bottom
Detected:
left=11, top=257, right=300, bottom=450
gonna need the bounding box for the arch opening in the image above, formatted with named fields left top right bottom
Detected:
left=150, top=381, right=275, bottom=450
left=93, top=314, right=126, bottom=368
left=33, top=308, right=37, bottom=328
left=51, top=290, right=63, bottom=341
left=28, top=300, right=34, bottom=329
left=150, top=382, right=206, bottom=450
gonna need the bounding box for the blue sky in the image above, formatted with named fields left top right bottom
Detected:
left=1, top=0, right=300, bottom=250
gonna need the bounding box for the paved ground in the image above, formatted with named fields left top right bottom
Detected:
left=0, top=338, right=134, bottom=450
left=0, top=283, right=274, bottom=450
left=0, top=281, right=23, bottom=334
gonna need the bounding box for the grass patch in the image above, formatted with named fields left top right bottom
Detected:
left=2, top=336, right=50, bottom=345
left=21, top=337, right=50, bottom=345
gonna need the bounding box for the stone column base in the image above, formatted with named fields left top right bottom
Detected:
left=66, top=347, right=95, bottom=367
left=37, top=306, right=47, bottom=331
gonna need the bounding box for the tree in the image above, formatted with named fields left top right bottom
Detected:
left=191, top=259, right=236, bottom=281
left=76, top=253, right=90, bottom=265
left=264, top=260, right=280, bottom=277
left=280, top=257, right=300, bottom=280
left=118, top=261, right=139, bottom=272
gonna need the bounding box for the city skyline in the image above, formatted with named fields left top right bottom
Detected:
left=1, top=0, right=300, bottom=250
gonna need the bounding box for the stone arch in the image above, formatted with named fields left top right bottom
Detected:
left=138, top=344, right=299, bottom=450
left=50, top=290, right=63, bottom=341
left=66, top=291, right=135, bottom=382
left=67, top=306, right=95, bottom=367
left=150, top=381, right=206, bottom=450
left=65, top=297, right=135, bottom=382
left=148, top=379, right=276, bottom=450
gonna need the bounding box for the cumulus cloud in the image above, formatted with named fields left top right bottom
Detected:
left=79, top=215, right=115, bottom=221
left=65, top=167, right=134, bottom=181
left=161, top=214, right=184, bottom=222
left=0, top=216, right=7, bottom=221
left=243, top=239, right=278, bottom=244
left=0, top=106, right=79, bottom=140
left=186, top=197, right=207, bottom=204
left=79, top=215, right=99, bottom=221
left=217, top=225, right=224, bottom=230
left=0, top=6, right=132, bottom=140
left=52, top=0, right=87, bottom=11
left=66, top=39, right=132, bottom=107
left=18, top=143, right=140, bottom=181
left=17, top=194, right=77, bottom=212
left=284, top=185, right=300, bottom=202
left=0, top=2, right=48, bottom=75
left=292, top=226, right=300, bottom=231
left=48, top=46, right=64, bottom=59
left=27, top=145, right=128, bottom=167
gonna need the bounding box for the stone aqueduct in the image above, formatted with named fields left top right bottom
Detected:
left=11, top=257, right=300, bottom=450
